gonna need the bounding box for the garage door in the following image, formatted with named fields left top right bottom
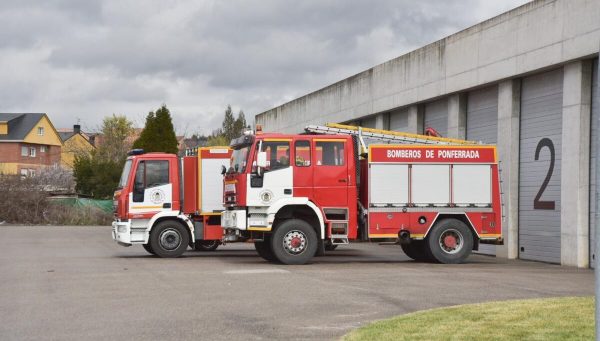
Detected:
left=519, top=68, right=563, bottom=264
left=389, top=108, right=409, bottom=132
left=466, top=85, right=498, bottom=143
left=360, top=116, right=377, bottom=129
left=590, top=59, right=599, bottom=268
left=424, top=98, right=448, bottom=136
left=466, top=85, right=498, bottom=255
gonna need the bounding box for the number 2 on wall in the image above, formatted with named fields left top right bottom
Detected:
left=533, top=138, right=555, bottom=210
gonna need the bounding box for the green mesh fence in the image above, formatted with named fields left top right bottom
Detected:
left=48, top=197, right=113, bottom=213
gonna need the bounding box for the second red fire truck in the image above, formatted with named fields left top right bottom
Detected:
left=221, top=124, right=503, bottom=265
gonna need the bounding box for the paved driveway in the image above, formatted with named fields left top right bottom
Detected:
left=0, top=226, right=593, bottom=340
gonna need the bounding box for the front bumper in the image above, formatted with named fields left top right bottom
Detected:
left=221, top=209, right=247, bottom=230
left=112, top=220, right=132, bottom=245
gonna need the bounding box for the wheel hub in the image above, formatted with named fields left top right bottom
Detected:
left=438, top=228, right=463, bottom=254
left=283, top=230, right=307, bottom=255
left=159, top=228, right=181, bottom=251
left=443, top=235, right=457, bottom=249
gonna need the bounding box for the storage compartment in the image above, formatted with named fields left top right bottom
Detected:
left=452, top=165, right=491, bottom=206
left=411, top=165, right=450, bottom=206
left=369, top=164, right=409, bottom=206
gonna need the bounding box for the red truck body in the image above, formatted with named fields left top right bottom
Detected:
left=221, top=126, right=503, bottom=264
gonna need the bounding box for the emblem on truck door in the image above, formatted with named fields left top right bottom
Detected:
left=150, top=189, right=165, bottom=204
left=260, top=190, right=274, bottom=204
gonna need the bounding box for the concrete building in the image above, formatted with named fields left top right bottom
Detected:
left=255, top=0, right=600, bottom=267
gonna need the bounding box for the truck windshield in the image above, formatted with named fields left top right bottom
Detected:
left=118, top=159, right=132, bottom=189
left=230, top=146, right=250, bottom=173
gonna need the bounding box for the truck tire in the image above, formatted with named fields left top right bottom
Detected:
left=400, top=240, right=429, bottom=261
left=270, top=219, right=318, bottom=265
left=149, top=220, right=190, bottom=258
left=425, top=218, right=473, bottom=264
left=194, top=240, right=220, bottom=251
left=254, top=235, right=276, bottom=262
left=142, top=243, right=156, bottom=255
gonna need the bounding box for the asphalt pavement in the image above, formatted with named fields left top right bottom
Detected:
left=0, top=226, right=593, bottom=340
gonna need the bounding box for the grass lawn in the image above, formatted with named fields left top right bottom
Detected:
left=343, top=296, right=593, bottom=341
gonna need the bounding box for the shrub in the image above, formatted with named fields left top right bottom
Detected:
left=0, top=174, right=112, bottom=225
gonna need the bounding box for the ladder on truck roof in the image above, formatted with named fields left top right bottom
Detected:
left=304, top=123, right=481, bottom=153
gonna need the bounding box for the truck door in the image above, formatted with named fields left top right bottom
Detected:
left=312, top=139, right=348, bottom=207
left=293, top=140, right=313, bottom=198
left=129, top=159, right=173, bottom=217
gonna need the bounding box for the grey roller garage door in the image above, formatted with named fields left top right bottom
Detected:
left=466, top=85, right=498, bottom=255
left=424, top=99, right=448, bottom=136
left=361, top=116, right=377, bottom=128
left=590, top=59, right=599, bottom=268
left=466, top=85, right=498, bottom=143
left=389, top=108, right=409, bottom=132
left=519, top=68, right=563, bottom=264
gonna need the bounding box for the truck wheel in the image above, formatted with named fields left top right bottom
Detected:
left=400, top=240, right=429, bottom=261
left=426, top=218, right=473, bottom=264
left=142, top=243, right=155, bottom=255
left=254, top=235, right=276, bottom=262
left=150, top=220, right=190, bottom=258
left=194, top=240, right=220, bottom=251
left=270, top=219, right=318, bottom=265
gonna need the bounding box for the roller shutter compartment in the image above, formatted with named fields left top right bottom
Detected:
left=518, top=68, right=563, bottom=264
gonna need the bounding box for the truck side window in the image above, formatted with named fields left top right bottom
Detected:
left=133, top=161, right=145, bottom=202
left=257, top=141, right=290, bottom=172
left=145, top=161, right=169, bottom=187
left=316, top=141, right=345, bottom=166
left=295, top=140, right=311, bottom=167
left=134, top=161, right=145, bottom=191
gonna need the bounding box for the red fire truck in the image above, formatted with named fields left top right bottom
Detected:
left=221, top=124, right=503, bottom=265
left=112, top=147, right=232, bottom=257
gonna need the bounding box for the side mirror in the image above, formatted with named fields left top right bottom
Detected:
left=221, top=165, right=227, bottom=175
left=257, top=151, right=267, bottom=168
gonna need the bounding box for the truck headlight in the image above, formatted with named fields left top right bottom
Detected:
left=117, top=226, right=127, bottom=233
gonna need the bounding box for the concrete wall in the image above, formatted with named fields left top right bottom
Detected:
left=256, top=0, right=600, bottom=133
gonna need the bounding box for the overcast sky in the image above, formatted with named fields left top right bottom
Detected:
left=0, top=0, right=529, bottom=136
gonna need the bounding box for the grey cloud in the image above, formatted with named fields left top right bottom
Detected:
left=0, top=0, right=529, bottom=135
left=46, top=0, right=511, bottom=87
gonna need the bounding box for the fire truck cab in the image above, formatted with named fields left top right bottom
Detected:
left=222, top=124, right=503, bottom=265
left=112, top=147, right=231, bottom=257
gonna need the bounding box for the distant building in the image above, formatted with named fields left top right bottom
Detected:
left=88, top=127, right=142, bottom=151
left=0, top=113, right=62, bottom=177
left=58, top=124, right=96, bottom=169
left=180, top=135, right=208, bottom=156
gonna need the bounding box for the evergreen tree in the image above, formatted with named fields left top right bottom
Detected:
left=222, top=105, right=236, bottom=142
left=233, top=110, right=247, bottom=137
left=133, top=105, right=179, bottom=154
